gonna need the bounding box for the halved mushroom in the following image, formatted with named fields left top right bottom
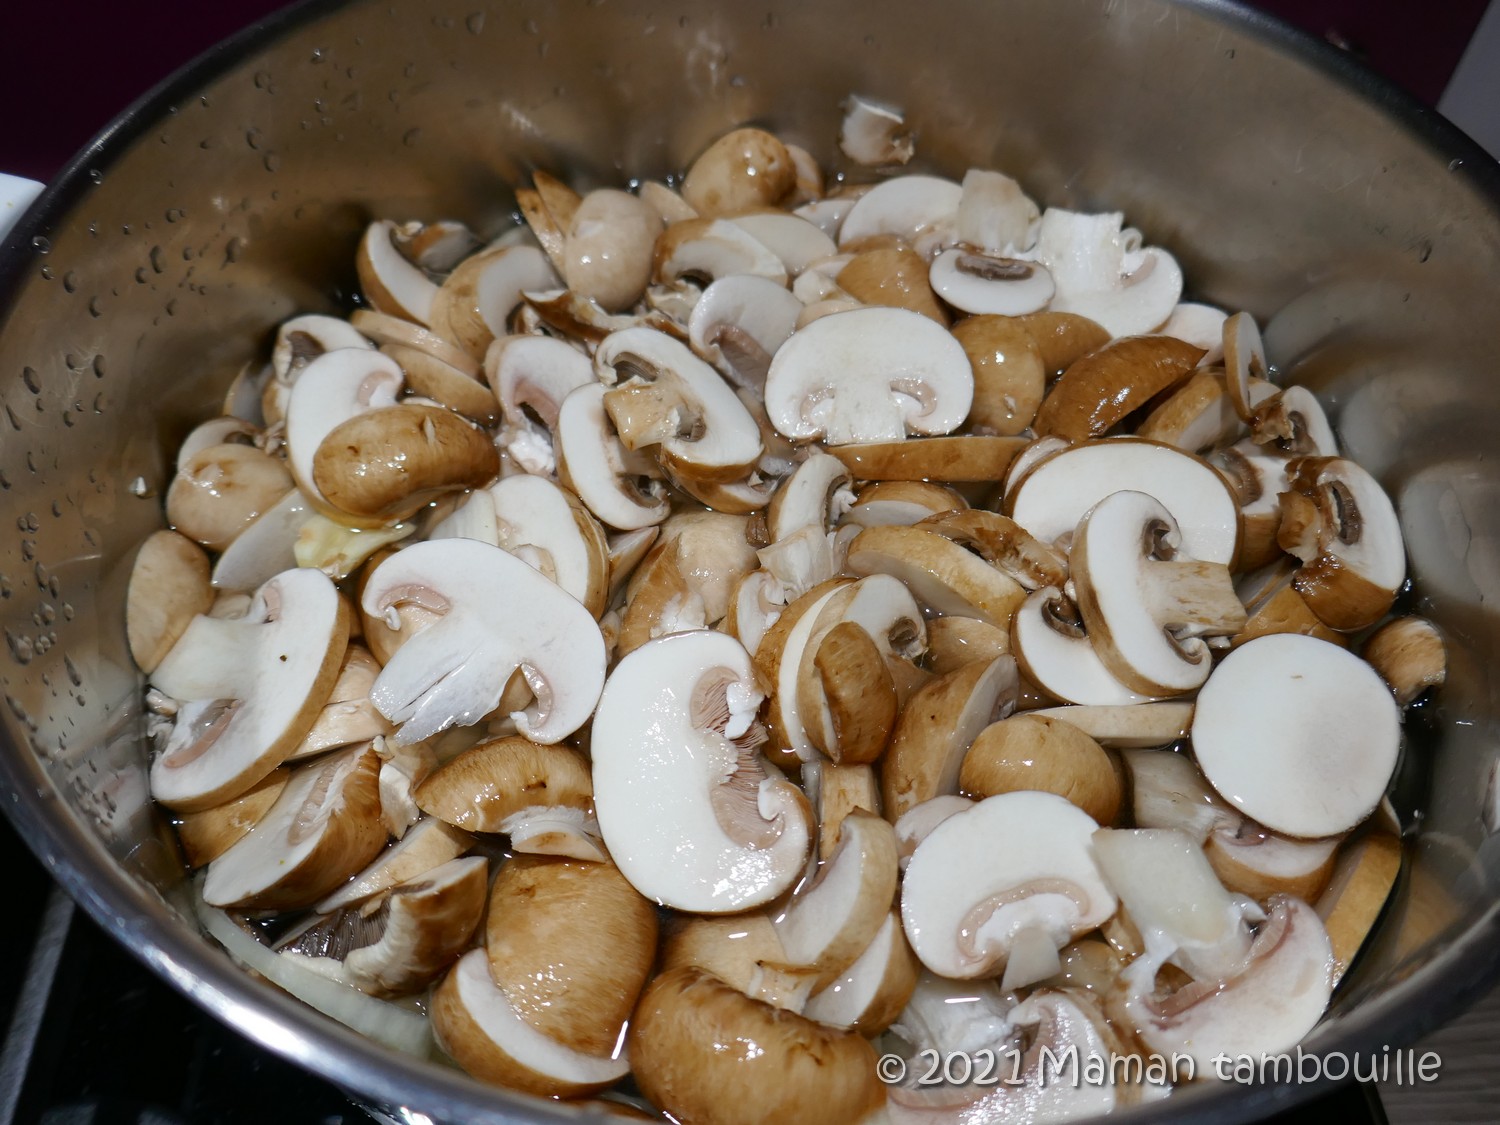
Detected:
left=1363, top=616, right=1446, bottom=707
left=830, top=435, right=1027, bottom=482
left=127, top=530, right=214, bottom=674
left=630, top=967, right=883, bottom=1125
left=950, top=314, right=1046, bottom=435
left=846, top=525, right=1027, bottom=625
left=882, top=657, right=1017, bottom=820
left=1316, top=831, right=1403, bottom=983
left=596, top=327, right=764, bottom=482
left=840, top=480, right=966, bottom=528
left=428, top=245, right=561, bottom=359
left=176, top=767, right=289, bottom=868
left=1011, top=587, right=1156, bottom=707
left=201, top=743, right=387, bottom=910
left=765, top=306, right=972, bottom=445
left=1191, top=633, right=1401, bottom=838
left=361, top=538, right=606, bottom=744
left=901, top=791, right=1116, bottom=982
left=316, top=815, right=474, bottom=911
left=1277, top=456, right=1406, bottom=631
left=1032, top=335, right=1204, bottom=441
left=356, top=219, right=440, bottom=325
left=1030, top=702, right=1194, bottom=748
left=839, top=95, right=914, bottom=166
left=838, top=175, right=962, bottom=250
left=1070, top=490, right=1247, bottom=696
left=556, top=380, right=670, bottom=528
left=1020, top=208, right=1183, bottom=337
left=561, top=188, right=662, bottom=311
left=486, top=856, right=658, bottom=1055
left=148, top=567, right=350, bottom=811
left=960, top=715, right=1121, bottom=825
left=653, top=218, right=788, bottom=288
left=591, top=631, right=812, bottom=911
left=431, top=948, right=630, bottom=1097
left=687, top=274, right=802, bottom=391
left=680, top=127, right=796, bottom=216
left=413, top=736, right=592, bottom=833
left=166, top=443, right=295, bottom=552
left=837, top=247, right=949, bottom=324
left=1004, top=438, right=1241, bottom=564
left=487, top=333, right=594, bottom=476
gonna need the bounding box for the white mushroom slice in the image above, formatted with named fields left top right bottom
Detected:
left=1160, top=302, right=1228, bottom=363
left=954, top=168, right=1041, bottom=256
left=316, top=816, right=473, bottom=912
left=595, top=327, right=763, bottom=480
left=149, top=567, right=349, bottom=812
left=202, top=743, right=387, bottom=910
left=555, top=383, right=669, bottom=530
left=1278, top=456, right=1405, bottom=631
left=901, top=792, right=1116, bottom=978
left=394, top=218, right=482, bottom=271
left=1116, top=895, right=1333, bottom=1073
left=638, top=180, right=698, bottom=224
left=431, top=949, right=631, bottom=1097
left=591, top=631, right=812, bottom=912
left=893, top=796, right=975, bottom=870
left=1205, top=817, right=1341, bottom=904
left=1092, top=828, right=1257, bottom=982
left=606, top=526, right=659, bottom=603
left=767, top=451, right=854, bottom=541
left=653, top=218, right=788, bottom=288
left=756, top=526, right=842, bottom=607
left=795, top=195, right=861, bottom=240
left=1253, top=384, right=1339, bottom=457
left=1071, top=490, right=1247, bottom=696
left=211, top=489, right=314, bottom=592
left=502, top=806, right=608, bottom=862
left=803, top=911, right=919, bottom=1035
left=486, top=333, right=594, bottom=476
left=728, top=212, right=838, bottom=277
left=1010, top=587, right=1155, bottom=706
left=361, top=539, right=606, bottom=745
left=347, top=309, right=482, bottom=377
left=377, top=737, right=435, bottom=838
left=357, top=219, right=440, bottom=325
left=783, top=143, right=824, bottom=207
left=929, top=250, right=1054, bottom=316
left=764, top=306, right=972, bottom=445
left=127, top=530, right=214, bottom=675
left=225, top=361, right=273, bottom=425
left=273, top=314, right=374, bottom=386
left=1222, top=311, right=1268, bottom=421
left=1004, top=438, right=1240, bottom=564
left=430, top=474, right=609, bottom=618
left=1139, top=371, right=1278, bottom=455
left=891, top=971, right=1016, bottom=1059
left=283, top=348, right=404, bottom=516
left=770, top=810, right=898, bottom=984
left=563, top=188, right=662, bottom=311
left=1003, top=434, right=1070, bottom=495
left=1021, top=209, right=1183, bottom=337
left=841, top=480, right=966, bottom=529
left=846, top=525, right=1026, bottom=625
left=286, top=645, right=391, bottom=761
left=657, top=510, right=759, bottom=625
left=687, top=274, right=802, bottom=391
left=1122, top=749, right=1225, bottom=842
left=430, top=245, right=562, bottom=359
left=838, top=175, right=962, bottom=250
left=1191, top=634, right=1400, bottom=838
left=1036, top=702, right=1194, bottom=749
left=838, top=95, right=914, bottom=166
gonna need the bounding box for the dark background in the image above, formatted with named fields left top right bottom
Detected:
left=0, top=0, right=1492, bottom=184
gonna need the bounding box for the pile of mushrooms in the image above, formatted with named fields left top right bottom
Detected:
left=127, top=111, right=1442, bottom=1124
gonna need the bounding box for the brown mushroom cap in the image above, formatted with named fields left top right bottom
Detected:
left=837, top=247, right=949, bottom=324
left=951, top=315, right=1046, bottom=435
left=485, top=855, right=659, bottom=1055
left=829, top=435, right=1027, bottom=483
left=175, top=767, right=289, bottom=868
left=959, top=715, right=1121, bottom=825
left=414, top=737, right=592, bottom=833
left=1032, top=335, right=1204, bottom=441
left=629, top=966, right=884, bottom=1125
left=681, top=128, right=796, bottom=216
left=127, top=530, right=214, bottom=674
left=166, top=444, right=294, bottom=552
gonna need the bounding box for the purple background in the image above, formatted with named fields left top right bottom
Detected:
left=0, top=0, right=1491, bottom=183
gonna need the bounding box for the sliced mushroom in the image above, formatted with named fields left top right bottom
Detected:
left=516, top=171, right=580, bottom=272
left=917, top=509, right=1069, bottom=592
left=271, top=313, right=374, bottom=391
left=882, top=657, right=1017, bottom=821
left=1002, top=434, right=1070, bottom=495
left=802, top=911, right=919, bottom=1034
left=659, top=913, right=812, bottom=1012
left=930, top=250, right=1054, bottom=317
left=413, top=736, right=592, bottom=833
left=1021, top=208, right=1183, bottom=337
left=293, top=513, right=416, bottom=582
left=591, top=631, right=812, bottom=911
left=361, top=538, right=606, bottom=744
left=1138, top=368, right=1277, bottom=453
left=1011, top=587, right=1156, bottom=707
left=316, top=815, right=473, bottom=911
left=950, top=314, right=1046, bottom=435
left=838, top=175, right=962, bottom=250
left=1204, top=819, right=1340, bottom=904
left=166, top=443, right=295, bottom=552
left=286, top=645, right=391, bottom=761
left=1232, top=559, right=1348, bottom=648
left=487, top=333, right=595, bottom=476
left=892, top=796, right=975, bottom=870
left=148, top=567, right=350, bottom=811
left=846, top=525, right=1027, bottom=625
left=1250, top=384, right=1339, bottom=457
left=1070, top=490, right=1247, bottom=695
left=486, top=856, right=658, bottom=1055
left=837, top=247, right=949, bottom=324
left=1030, top=702, right=1194, bottom=748
left=176, top=767, right=289, bottom=868
left=687, top=274, right=802, bottom=391
left=806, top=621, right=899, bottom=765
left=428, top=245, right=561, bottom=360
left=356, top=219, right=440, bottom=325
left=1191, top=633, right=1401, bottom=838
left=954, top=168, right=1040, bottom=256
left=431, top=948, right=630, bottom=1097
left=201, top=743, right=387, bottom=910
left=1011, top=310, right=1111, bottom=376
left=829, top=435, right=1026, bottom=482
left=1316, top=831, right=1403, bottom=984
left=211, top=490, right=314, bottom=592
left=960, top=715, right=1121, bottom=825
left=924, top=615, right=1009, bottom=674
left=1277, top=456, right=1406, bottom=631
left=1363, top=616, right=1446, bottom=707
left=901, top=791, right=1116, bottom=981
left=1160, top=302, right=1228, bottom=362
left=127, top=530, right=214, bottom=674
left=838, top=95, right=914, bottom=166
left=804, top=758, right=881, bottom=860
left=841, top=480, right=966, bottom=528
left=681, top=127, right=796, bottom=216
left=654, top=218, right=788, bottom=288
left=1004, top=438, right=1241, bottom=564
left=1032, top=335, right=1203, bottom=441
left=561, top=188, right=662, bottom=311
left=1208, top=437, right=1289, bottom=570
left=729, top=211, right=838, bottom=277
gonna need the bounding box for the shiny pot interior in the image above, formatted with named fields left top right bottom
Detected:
left=2, top=0, right=1500, bottom=1120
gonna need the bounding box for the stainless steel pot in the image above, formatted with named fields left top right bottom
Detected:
left=2, top=0, right=1498, bottom=1120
